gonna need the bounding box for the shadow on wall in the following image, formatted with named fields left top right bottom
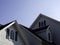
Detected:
left=5, top=28, right=24, bottom=45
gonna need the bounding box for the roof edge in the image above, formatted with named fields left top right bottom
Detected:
left=30, top=13, right=60, bottom=29
left=0, top=20, right=17, bottom=30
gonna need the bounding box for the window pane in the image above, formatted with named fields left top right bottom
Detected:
left=10, top=30, right=14, bottom=40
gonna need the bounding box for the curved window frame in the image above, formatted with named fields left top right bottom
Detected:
left=10, top=30, right=14, bottom=40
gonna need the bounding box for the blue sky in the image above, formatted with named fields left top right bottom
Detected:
left=0, top=0, right=60, bottom=27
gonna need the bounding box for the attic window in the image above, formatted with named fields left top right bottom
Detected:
left=39, top=22, right=43, bottom=27
left=48, top=33, right=50, bottom=41
left=41, top=21, right=44, bottom=26
left=44, top=20, right=46, bottom=26
left=39, top=22, right=40, bottom=27
left=39, top=20, right=46, bottom=27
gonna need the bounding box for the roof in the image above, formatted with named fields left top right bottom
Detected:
left=20, top=24, right=49, bottom=32
left=0, top=20, right=16, bottom=30
left=32, top=25, right=49, bottom=33
left=30, top=13, right=60, bottom=29
left=21, top=25, right=55, bottom=45
left=0, top=21, right=29, bottom=45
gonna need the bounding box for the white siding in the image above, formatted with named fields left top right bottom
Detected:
left=0, top=26, right=23, bottom=45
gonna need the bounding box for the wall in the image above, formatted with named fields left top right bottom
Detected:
left=0, top=25, right=23, bottom=45
left=36, top=29, right=48, bottom=41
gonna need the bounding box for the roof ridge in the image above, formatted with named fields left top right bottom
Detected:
left=30, top=13, right=60, bottom=28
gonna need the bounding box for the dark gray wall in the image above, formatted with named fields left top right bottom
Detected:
left=31, top=16, right=60, bottom=45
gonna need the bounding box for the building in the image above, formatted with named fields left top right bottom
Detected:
left=30, top=14, right=60, bottom=45
left=0, top=20, right=29, bottom=45
left=0, top=14, right=59, bottom=45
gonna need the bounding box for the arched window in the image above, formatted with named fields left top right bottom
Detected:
left=39, top=22, right=43, bottom=27
left=48, top=33, right=50, bottom=41
left=44, top=20, right=46, bottom=26
left=10, top=30, right=14, bottom=40
left=39, top=20, right=46, bottom=28
left=41, top=21, right=44, bottom=26
left=6, top=28, right=10, bottom=39
left=39, top=22, right=40, bottom=27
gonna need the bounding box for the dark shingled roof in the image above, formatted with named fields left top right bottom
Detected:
left=0, top=21, right=13, bottom=30
left=21, top=25, right=55, bottom=45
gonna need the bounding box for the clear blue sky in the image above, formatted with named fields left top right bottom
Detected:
left=0, top=0, right=60, bottom=27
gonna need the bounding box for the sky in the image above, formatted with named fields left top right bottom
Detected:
left=0, top=0, right=60, bottom=27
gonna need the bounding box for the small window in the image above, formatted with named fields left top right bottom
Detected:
left=39, top=21, right=44, bottom=27
left=39, top=20, right=46, bottom=27
left=10, top=30, right=14, bottom=40
left=48, top=33, right=50, bottom=41
left=44, top=20, right=46, bottom=26
left=41, top=21, right=44, bottom=26
left=39, top=22, right=40, bottom=27
left=15, top=31, right=18, bottom=41
left=6, top=28, right=10, bottom=39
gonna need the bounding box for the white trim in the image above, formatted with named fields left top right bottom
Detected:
left=46, top=26, right=52, bottom=42
left=1, top=22, right=15, bottom=31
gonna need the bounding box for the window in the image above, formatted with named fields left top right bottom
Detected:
left=41, top=21, right=44, bottom=26
left=10, top=30, right=14, bottom=40
left=48, top=33, right=50, bottom=41
left=44, top=20, right=46, bottom=26
left=39, top=22, right=40, bottom=27
left=15, top=31, right=18, bottom=41
left=6, top=28, right=10, bottom=39
left=39, top=21, right=44, bottom=27
left=39, top=20, right=46, bottom=27
left=6, top=28, right=18, bottom=41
